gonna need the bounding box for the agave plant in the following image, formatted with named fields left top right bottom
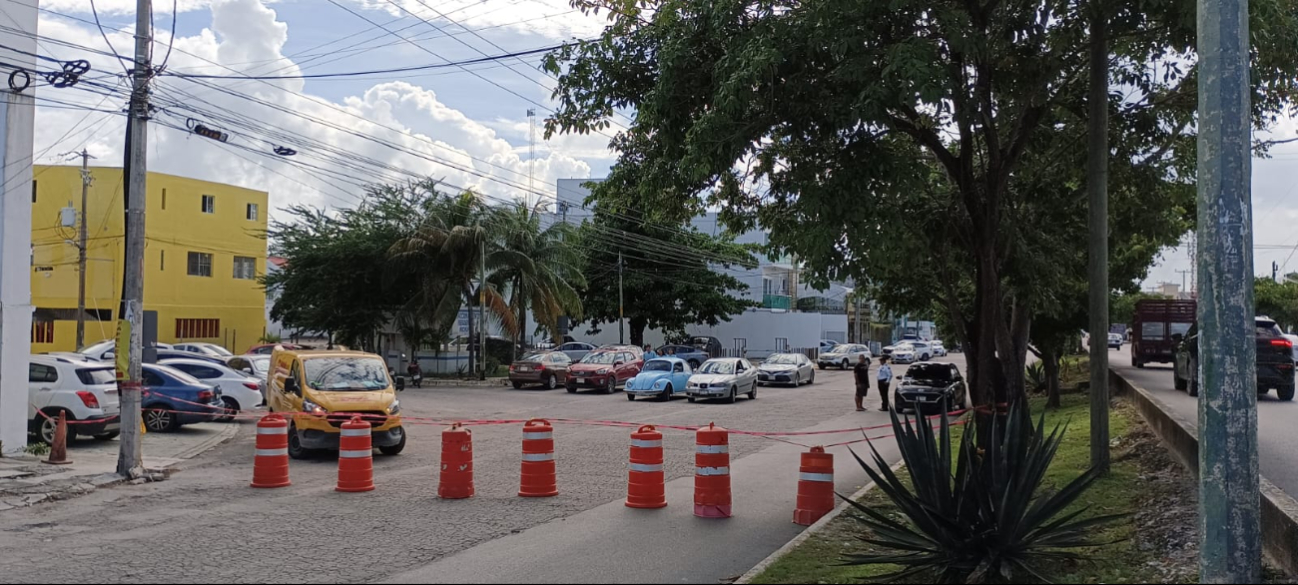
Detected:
left=1025, top=361, right=1047, bottom=393
left=843, top=402, right=1123, bottom=583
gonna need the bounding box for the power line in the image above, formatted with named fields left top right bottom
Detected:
left=164, top=43, right=565, bottom=80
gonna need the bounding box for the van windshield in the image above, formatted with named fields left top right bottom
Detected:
left=304, top=357, right=390, bottom=391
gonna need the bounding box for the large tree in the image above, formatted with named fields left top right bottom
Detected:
left=544, top=0, right=1298, bottom=407
left=575, top=211, right=757, bottom=345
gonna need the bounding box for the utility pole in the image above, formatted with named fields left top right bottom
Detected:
left=1177, top=269, right=1192, bottom=295
left=1086, top=0, right=1111, bottom=475
left=478, top=243, right=486, bottom=381
left=68, top=149, right=94, bottom=350
left=117, top=0, right=152, bottom=478
left=1197, top=0, right=1259, bottom=580
left=1273, top=261, right=1280, bottom=282
left=618, top=252, right=625, bottom=345
left=527, top=108, right=536, bottom=211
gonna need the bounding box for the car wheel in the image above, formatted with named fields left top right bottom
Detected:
left=566, top=384, right=577, bottom=394
left=727, top=386, right=737, bottom=404
left=379, top=429, right=407, bottom=456
left=287, top=425, right=309, bottom=460
left=688, top=396, right=696, bottom=403
left=512, top=380, right=524, bottom=390
left=1173, top=370, right=1187, bottom=391
left=33, top=410, right=65, bottom=444
left=1279, top=385, right=1295, bottom=402
left=1134, top=360, right=1145, bottom=369
left=793, top=373, right=800, bottom=387
left=606, top=377, right=617, bottom=394
left=748, top=383, right=757, bottom=400
left=818, top=364, right=826, bottom=370
left=219, top=397, right=239, bottom=422
left=144, top=406, right=179, bottom=433
left=841, top=359, right=849, bottom=370
left=627, top=393, right=636, bottom=402
left=660, top=384, right=673, bottom=402
left=545, top=374, right=557, bottom=390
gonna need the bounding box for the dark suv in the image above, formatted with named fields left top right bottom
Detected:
left=1173, top=317, right=1296, bottom=401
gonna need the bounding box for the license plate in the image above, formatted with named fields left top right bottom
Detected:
left=517, top=367, right=531, bottom=372
left=578, top=378, right=586, bottom=384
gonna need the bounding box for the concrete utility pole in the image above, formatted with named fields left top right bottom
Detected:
left=1086, top=1, right=1111, bottom=474
left=69, top=149, right=95, bottom=350
left=618, top=252, right=625, bottom=344
left=479, top=243, right=486, bottom=381
left=118, top=0, right=153, bottom=478
left=0, top=0, right=37, bottom=457
left=1197, top=0, right=1260, bottom=580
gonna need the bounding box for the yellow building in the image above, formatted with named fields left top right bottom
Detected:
left=30, top=166, right=268, bottom=353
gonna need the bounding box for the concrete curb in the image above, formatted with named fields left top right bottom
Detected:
left=1111, top=369, right=1298, bottom=576
left=734, top=460, right=905, bottom=584
left=408, top=378, right=510, bottom=388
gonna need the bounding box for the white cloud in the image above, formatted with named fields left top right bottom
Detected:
left=31, top=0, right=601, bottom=217
left=43, top=0, right=211, bottom=15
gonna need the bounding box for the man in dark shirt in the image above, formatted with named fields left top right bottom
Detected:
left=853, top=354, right=871, bottom=412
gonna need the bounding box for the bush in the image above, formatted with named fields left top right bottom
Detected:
left=843, top=402, right=1122, bottom=583
left=23, top=442, right=50, bottom=457
left=1026, top=361, right=1046, bottom=393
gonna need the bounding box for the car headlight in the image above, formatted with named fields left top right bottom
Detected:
left=303, top=399, right=327, bottom=416
left=711, top=382, right=729, bottom=388
left=653, top=379, right=667, bottom=389
left=597, top=368, right=611, bottom=375
left=388, top=400, right=401, bottom=415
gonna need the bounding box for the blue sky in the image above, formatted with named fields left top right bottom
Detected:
left=21, top=0, right=1298, bottom=289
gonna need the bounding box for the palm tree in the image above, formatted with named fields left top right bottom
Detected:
left=492, top=201, right=586, bottom=354
left=390, top=185, right=519, bottom=374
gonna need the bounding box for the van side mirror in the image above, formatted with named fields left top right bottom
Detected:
left=284, top=377, right=300, bottom=395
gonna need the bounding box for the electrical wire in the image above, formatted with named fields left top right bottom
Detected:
left=164, top=43, right=567, bottom=80
left=88, top=0, right=129, bottom=74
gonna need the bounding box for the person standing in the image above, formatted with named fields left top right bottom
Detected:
left=643, top=344, right=658, bottom=360
left=853, top=354, right=871, bottom=412
left=876, top=357, right=893, bottom=412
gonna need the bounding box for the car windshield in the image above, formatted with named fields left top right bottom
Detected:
left=906, top=364, right=952, bottom=381
left=304, top=357, right=390, bottom=391
left=76, top=368, right=116, bottom=385
left=1258, top=320, right=1283, bottom=338
left=766, top=354, right=800, bottom=365
left=250, top=357, right=270, bottom=372
left=700, top=361, right=735, bottom=375
left=642, top=360, right=672, bottom=372
left=580, top=351, right=618, bottom=365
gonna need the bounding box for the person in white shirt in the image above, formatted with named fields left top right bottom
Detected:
left=876, top=357, right=893, bottom=412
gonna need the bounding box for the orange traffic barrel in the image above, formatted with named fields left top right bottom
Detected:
left=519, top=419, right=558, bottom=497
left=694, top=422, right=732, bottom=518
left=336, top=416, right=375, bottom=493
left=439, top=423, right=474, bottom=499
left=626, top=425, right=666, bottom=509
left=793, top=446, right=834, bottom=525
left=250, top=413, right=291, bottom=488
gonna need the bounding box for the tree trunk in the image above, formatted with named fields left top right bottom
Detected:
left=466, top=295, right=476, bottom=375
left=629, top=316, right=647, bottom=347
left=1045, top=348, right=1062, bottom=409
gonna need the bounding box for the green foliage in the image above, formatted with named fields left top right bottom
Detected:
left=23, top=442, right=50, bottom=457
left=575, top=208, right=757, bottom=344
left=1111, top=291, right=1170, bottom=327
left=846, top=403, right=1123, bottom=583
left=1255, top=277, right=1298, bottom=332
left=1026, top=361, right=1047, bottom=393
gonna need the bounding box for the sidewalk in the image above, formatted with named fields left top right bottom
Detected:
left=0, top=421, right=239, bottom=511
left=383, top=410, right=905, bottom=584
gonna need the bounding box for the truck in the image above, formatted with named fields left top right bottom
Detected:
left=1130, top=299, right=1196, bottom=368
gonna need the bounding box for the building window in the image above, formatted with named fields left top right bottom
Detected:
left=160, top=249, right=165, bottom=271
left=31, top=321, right=54, bottom=344
left=233, top=256, right=256, bottom=280
left=187, top=252, right=212, bottom=277
left=201, top=195, right=215, bottom=214
left=162, top=188, right=167, bottom=210
left=31, top=180, right=37, bottom=203
left=176, top=318, right=220, bottom=339
left=246, top=203, right=258, bottom=221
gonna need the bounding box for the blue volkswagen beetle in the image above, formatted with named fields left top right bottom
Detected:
left=625, top=357, right=694, bottom=402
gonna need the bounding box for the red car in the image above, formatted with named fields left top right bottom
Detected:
left=509, top=351, right=572, bottom=390
left=565, top=346, right=644, bottom=394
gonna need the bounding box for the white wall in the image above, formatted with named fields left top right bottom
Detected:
left=565, top=309, right=847, bottom=359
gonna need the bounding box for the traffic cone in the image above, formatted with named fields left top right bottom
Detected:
left=43, top=411, right=72, bottom=465
left=519, top=419, right=558, bottom=497
left=694, top=422, right=731, bottom=518
left=336, top=416, right=375, bottom=492
left=626, top=425, right=666, bottom=509
left=438, top=423, right=474, bottom=499
left=250, top=413, right=291, bottom=488
left=793, top=446, right=834, bottom=525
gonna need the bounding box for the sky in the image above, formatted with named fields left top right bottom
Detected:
left=11, top=0, right=1298, bottom=290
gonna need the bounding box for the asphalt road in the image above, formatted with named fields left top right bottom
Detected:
left=1109, top=347, right=1298, bottom=499
left=0, top=355, right=965, bottom=584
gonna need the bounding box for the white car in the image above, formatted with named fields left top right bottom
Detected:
left=159, top=358, right=264, bottom=417
left=891, top=343, right=918, bottom=364
left=818, top=343, right=872, bottom=370
left=76, top=340, right=173, bottom=362
left=686, top=358, right=760, bottom=403
left=758, top=353, right=816, bottom=386
left=172, top=342, right=234, bottom=358
left=28, top=355, right=120, bottom=444
left=909, top=341, right=934, bottom=361
left=932, top=340, right=948, bottom=357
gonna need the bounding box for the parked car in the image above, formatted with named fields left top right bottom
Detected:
left=891, top=343, right=918, bottom=364
left=557, top=341, right=597, bottom=362
left=27, top=355, right=120, bottom=444
left=153, top=349, right=228, bottom=366
left=1107, top=333, right=1124, bottom=350
left=1173, top=316, right=1296, bottom=400
left=509, top=351, right=571, bottom=390
left=818, top=343, right=872, bottom=370
left=689, top=335, right=726, bottom=359
left=656, top=344, right=710, bottom=368
left=894, top=362, right=967, bottom=413
left=265, top=349, right=405, bottom=458
left=246, top=343, right=310, bottom=355
left=687, top=358, right=759, bottom=403
left=757, top=353, right=815, bottom=386
left=909, top=341, right=934, bottom=361
left=226, top=355, right=272, bottom=402
left=172, top=342, right=234, bottom=358
left=140, top=364, right=224, bottom=432
left=566, top=348, right=643, bottom=394
left=819, top=340, right=839, bottom=353
left=931, top=340, right=948, bottom=357
left=76, top=340, right=172, bottom=362
left=159, top=358, right=263, bottom=418
left=625, top=357, right=694, bottom=401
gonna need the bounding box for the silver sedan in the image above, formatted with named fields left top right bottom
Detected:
left=757, top=353, right=816, bottom=386
left=686, top=358, right=760, bottom=403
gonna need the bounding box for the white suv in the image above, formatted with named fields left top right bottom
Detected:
left=28, top=355, right=121, bottom=444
